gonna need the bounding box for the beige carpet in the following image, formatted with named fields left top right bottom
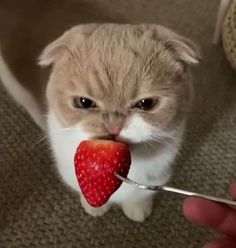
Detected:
left=1, top=0, right=236, bottom=247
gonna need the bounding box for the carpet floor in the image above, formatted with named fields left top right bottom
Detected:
left=1, top=0, right=236, bottom=247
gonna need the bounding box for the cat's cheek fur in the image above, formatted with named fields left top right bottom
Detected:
left=47, top=110, right=91, bottom=192
left=120, top=115, right=153, bottom=143
left=48, top=109, right=183, bottom=221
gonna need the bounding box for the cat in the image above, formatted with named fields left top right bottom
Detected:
left=0, top=1, right=199, bottom=222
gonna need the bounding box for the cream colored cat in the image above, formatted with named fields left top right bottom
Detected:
left=0, top=2, right=199, bottom=222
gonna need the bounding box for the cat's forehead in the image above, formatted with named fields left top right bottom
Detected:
left=75, top=51, right=164, bottom=104
left=80, top=25, right=175, bottom=76
left=68, top=29, right=175, bottom=101
left=50, top=24, right=198, bottom=106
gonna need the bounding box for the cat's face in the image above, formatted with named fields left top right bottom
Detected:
left=40, top=24, right=199, bottom=145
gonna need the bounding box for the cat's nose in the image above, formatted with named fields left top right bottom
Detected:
left=105, top=125, right=122, bottom=136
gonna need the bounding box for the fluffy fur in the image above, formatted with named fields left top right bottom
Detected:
left=41, top=24, right=198, bottom=221
left=0, top=22, right=199, bottom=222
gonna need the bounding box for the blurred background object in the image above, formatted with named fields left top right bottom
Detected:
left=213, top=0, right=231, bottom=44
left=223, top=0, right=236, bottom=72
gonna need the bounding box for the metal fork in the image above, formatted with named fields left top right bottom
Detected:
left=115, top=174, right=236, bottom=207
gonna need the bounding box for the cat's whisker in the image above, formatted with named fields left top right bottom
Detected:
left=143, top=141, right=153, bottom=149
left=142, top=142, right=148, bottom=149
left=150, top=135, right=168, bottom=145
left=33, top=135, right=48, bottom=147
left=146, top=140, right=158, bottom=149
left=150, top=135, right=177, bottom=150
left=151, top=133, right=176, bottom=143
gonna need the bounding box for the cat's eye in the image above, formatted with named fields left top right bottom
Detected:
left=134, top=98, right=158, bottom=111
left=73, top=97, right=97, bottom=109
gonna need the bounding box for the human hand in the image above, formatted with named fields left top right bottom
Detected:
left=183, top=182, right=236, bottom=248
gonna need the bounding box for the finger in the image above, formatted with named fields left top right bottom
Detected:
left=203, top=238, right=236, bottom=248
left=183, top=197, right=236, bottom=238
left=229, top=182, right=236, bottom=200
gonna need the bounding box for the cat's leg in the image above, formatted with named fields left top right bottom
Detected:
left=80, top=194, right=111, bottom=217
left=121, top=193, right=154, bottom=222
left=120, top=153, right=174, bottom=222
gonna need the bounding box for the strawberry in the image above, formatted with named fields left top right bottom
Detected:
left=74, top=140, right=131, bottom=207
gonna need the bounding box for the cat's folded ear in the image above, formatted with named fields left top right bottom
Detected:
left=38, top=24, right=100, bottom=67
left=38, top=31, right=71, bottom=67
left=150, top=25, right=201, bottom=66
left=164, top=36, right=201, bottom=66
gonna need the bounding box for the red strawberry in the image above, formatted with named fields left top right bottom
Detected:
left=74, top=140, right=131, bottom=207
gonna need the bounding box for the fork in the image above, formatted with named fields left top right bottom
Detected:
left=115, top=174, right=236, bottom=207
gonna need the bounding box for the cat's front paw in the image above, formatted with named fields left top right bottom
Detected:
left=80, top=195, right=110, bottom=217
left=121, top=197, right=153, bottom=222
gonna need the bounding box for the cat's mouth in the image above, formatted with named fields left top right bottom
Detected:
left=90, top=135, right=156, bottom=152
left=92, top=134, right=132, bottom=145
left=94, top=135, right=116, bottom=141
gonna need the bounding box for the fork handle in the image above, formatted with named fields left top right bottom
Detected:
left=161, top=186, right=236, bottom=207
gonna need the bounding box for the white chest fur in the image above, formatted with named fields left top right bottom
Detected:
left=48, top=110, right=182, bottom=203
